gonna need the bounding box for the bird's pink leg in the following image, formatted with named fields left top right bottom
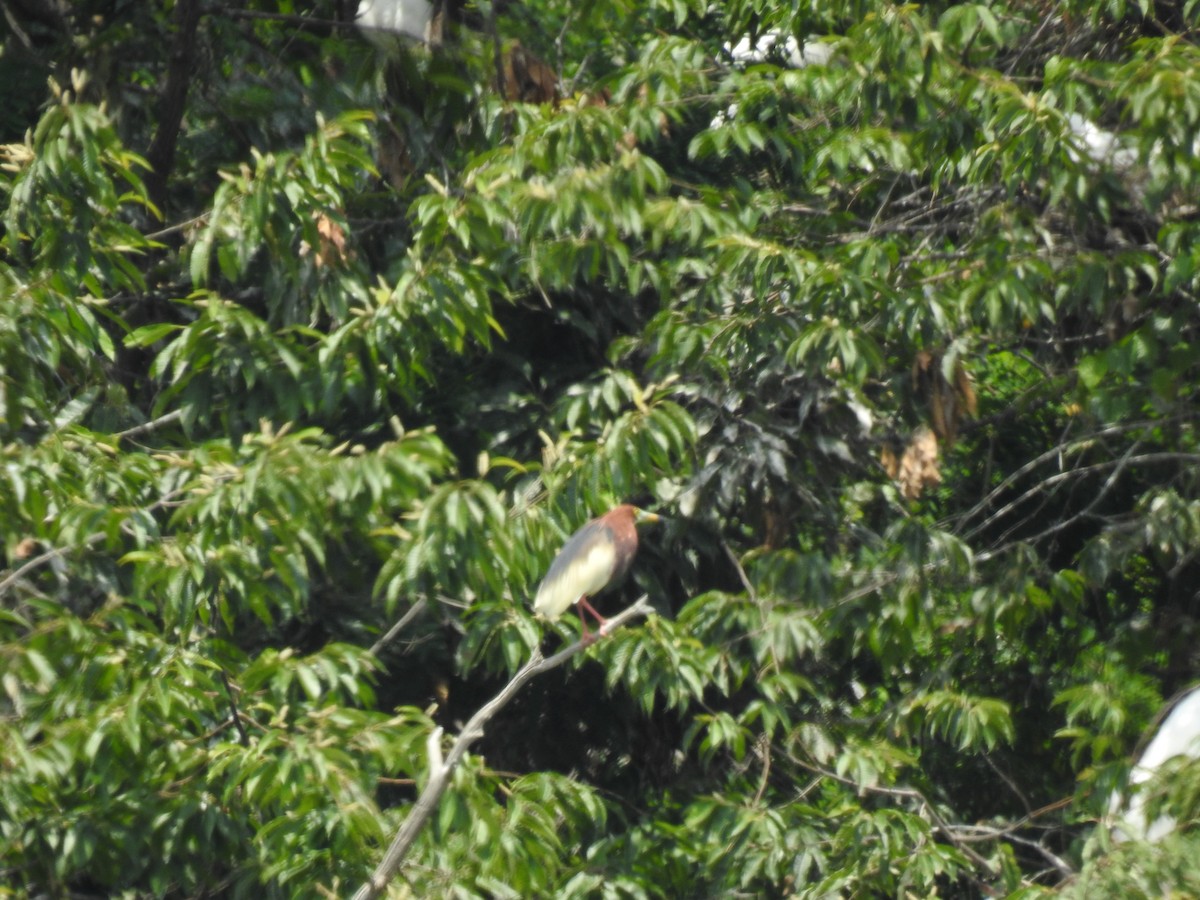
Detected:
left=576, top=610, right=593, bottom=644
left=576, top=596, right=609, bottom=644
left=579, top=596, right=608, bottom=626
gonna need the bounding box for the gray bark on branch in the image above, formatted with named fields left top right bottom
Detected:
left=351, top=595, right=654, bottom=900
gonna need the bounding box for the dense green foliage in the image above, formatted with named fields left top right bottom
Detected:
left=3, top=0, right=1200, bottom=896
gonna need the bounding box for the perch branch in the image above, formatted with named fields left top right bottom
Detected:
left=351, top=595, right=653, bottom=900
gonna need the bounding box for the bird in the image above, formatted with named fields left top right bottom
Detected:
left=355, top=0, right=437, bottom=50
left=355, top=0, right=513, bottom=51
left=1109, top=684, right=1200, bottom=842
left=724, top=29, right=834, bottom=69
left=533, top=505, right=660, bottom=642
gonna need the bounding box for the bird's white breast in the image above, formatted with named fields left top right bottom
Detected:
left=533, top=540, right=615, bottom=620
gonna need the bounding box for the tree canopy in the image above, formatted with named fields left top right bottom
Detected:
left=3, top=0, right=1200, bottom=896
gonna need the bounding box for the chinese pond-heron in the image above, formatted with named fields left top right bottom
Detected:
left=533, top=505, right=659, bottom=641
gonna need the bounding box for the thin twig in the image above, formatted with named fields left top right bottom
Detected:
left=721, top=539, right=757, bottom=603
left=1005, top=5, right=1059, bottom=77
left=787, top=755, right=1000, bottom=880
left=220, top=9, right=350, bottom=30
left=952, top=418, right=1179, bottom=533
left=721, top=538, right=784, bottom=674
left=1, top=2, right=36, bottom=52
left=351, top=596, right=653, bottom=900
left=144, top=213, right=209, bottom=241
left=751, top=733, right=772, bottom=805
left=116, top=409, right=185, bottom=441
left=975, top=442, right=1147, bottom=561
left=218, top=667, right=250, bottom=747
left=983, top=752, right=1032, bottom=816
left=943, top=824, right=1074, bottom=877
left=969, top=451, right=1198, bottom=553
left=209, top=594, right=251, bottom=746
left=369, top=598, right=429, bottom=656
left=0, top=534, right=103, bottom=598
left=553, top=4, right=580, bottom=91
left=0, top=482, right=204, bottom=599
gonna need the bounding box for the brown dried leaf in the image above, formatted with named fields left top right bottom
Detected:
left=300, top=212, right=351, bottom=268
left=954, top=360, right=977, bottom=418
left=897, top=426, right=941, bottom=499
left=762, top=498, right=788, bottom=550
left=314, top=212, right=349, bottom=267
left=930, top=374, right=951, bottom=444
left=912, top=350, right=976, bottom=447
left=912, top=350, right=935, bottom=382
left=577, top=88, right=611, bottom=108
left=880, top=444, right=900, bottom=480
left=502, top=42, right=558, bottom=105
left=633, top=84, right=670, bottom=134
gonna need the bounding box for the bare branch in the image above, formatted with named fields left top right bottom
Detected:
left=145, top=0, right=201, bottom=212
left=785, top=755, right=1000, bottom=881
left=751, top=733, right=772, bottom=805
left=970, top=451, right=1200, bottom=561
left=116, top=409, right=185, bottom=441
left=0, top=533, right=103, bottom=598
left=144, top=213, right=209, bottom=241
left=219, top=8, right=351, bottom=30
left=983, top=752, right=1032, bottom=817
left=951, top=418, right=1183, bottom=534
left=0, top=482, right=199, bottom=599
left=721, top=539, right=757, bottom=603
left=943, top=823, right=1074, bottom=878
left=369, top=598, right=429, bottom=656
left=218, top=665, right=250, bottom=747
left=975, top=441, right=1147, bottom=561
left=351, top=596, right=654, bottom=900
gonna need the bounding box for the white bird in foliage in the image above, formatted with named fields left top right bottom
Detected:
left=725, top=29, right=834, bottom=69
left=710, top=30, right=836, bottom=129
left=1109, top=685, right=1200, bottom=842
left=355, top=0, right=436, bottom=49
left=1064, top=113, right=1139, bottom=173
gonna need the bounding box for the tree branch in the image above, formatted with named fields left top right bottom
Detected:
left=219, top=8, right=349, bottom=30
left=0, top=483, right=200, bottom=599
left=145, top=0, right=201, bottom=213
left=369, top=598, right=429, bottom=656
left=351, top=595, right=653, bottom=900
left=218, top=666, right=250, bottom=746
left=974, top=441, right=1147, bottom=561
left=951, top=418, right=1181, bottom=534
left=942, top=823, right=1074, bottom=878
left=786, top=755, right=1001, bottom=882
left=116, top=409, right=184, bottom=441
left=0, top=533, right=103, bottom=598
